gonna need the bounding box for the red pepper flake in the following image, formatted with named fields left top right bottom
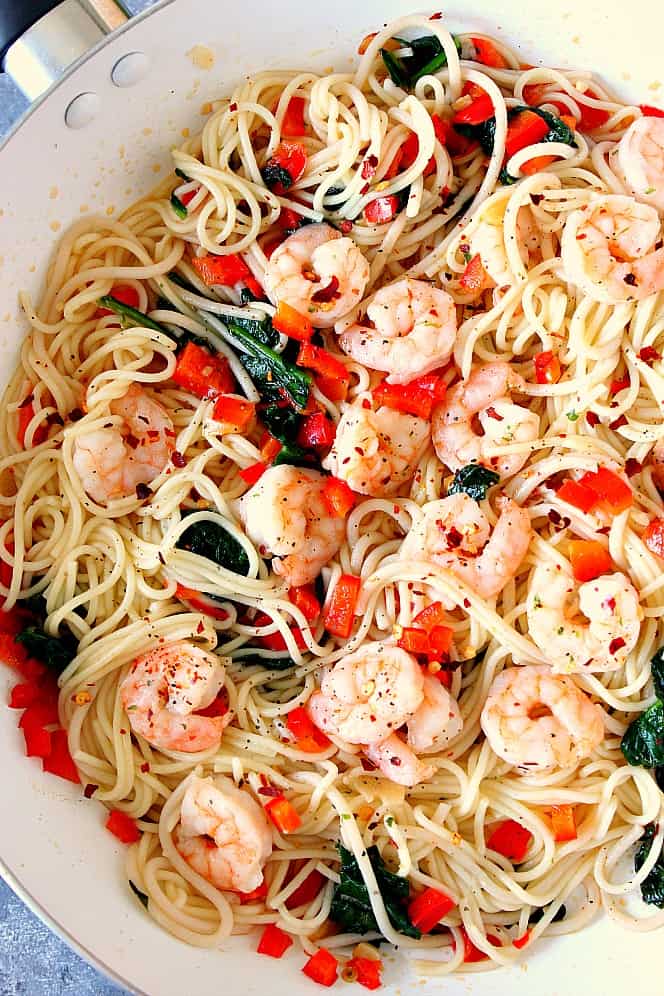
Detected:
left=463, top=598, right=471, bottom=608
left=360, top=183, right=370, bottom=195
left=196, top=620, right=204, bottom=634
left=585, top=411, right=600, bottom=427
left=258, top=785, right=283, bottom=798
left=603, top=596, right=616, bottom=612
left=361, top=155, right=378, bottom=179
left=140, top=762, right=150, bottom=773
left=446, top=526, right=463, bottom=549
left=609, top=637, right=626, bottom=654
left=625, top=458, right=642, bottom=477
left=172, top=451, right=186, bottom=468
left=609, top=414, right=628, bottom=430
left=83, top=783, right=98, bottom=799
left=67, top=407, right=84, bottom=422
left=340, top=220, right=353, bottom=234
left=485, top=406, right=503, bottom=421
left=430, top=11, right=443, bottom=18
left=639, top=346, right=661, bottom=364
left=229, top=102, right=238, bottom=112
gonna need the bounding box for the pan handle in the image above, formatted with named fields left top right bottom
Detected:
left=0, top=0, right=128, bottom=102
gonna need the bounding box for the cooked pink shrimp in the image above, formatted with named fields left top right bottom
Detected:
left=174, top=775, right=272, bottom=893
left=337, top=278, right=457, bottom=384
left=365, top=735, right=435, bottom=788
left=236, top=465, right=345, bottom=586
left=611, top=116, right=664, bottom=214
left=322, top=400, right=430, bottom=497
left=469, top=205, right=541, bottom=286
left=431, top=362, right=539, bottom=479
left=265, top=223, right=369, bottom=327
left=561, top=194, right=664, bottom=302
left=400, top=493, right=531, bottom=602
left=72, top=384, right=175, bottom=504
left=526, top=563, right=642, bottom=673
left=120, top=642, right=230, bottom=752
left=481, top=665, right=605, bottom=772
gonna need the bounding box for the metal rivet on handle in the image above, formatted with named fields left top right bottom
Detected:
left=111, top=52, right=150, bottom=88
left=64, top=92, right=101, bottom=129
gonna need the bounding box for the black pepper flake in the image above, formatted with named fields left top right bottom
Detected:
left=623, top=273, right=637, bottom=286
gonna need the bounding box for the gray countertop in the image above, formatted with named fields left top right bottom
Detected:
left=0, top=6, right=153, bottom=993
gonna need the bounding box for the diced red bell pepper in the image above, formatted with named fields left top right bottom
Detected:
left=273, top=300, right=314, bottom=342
left=288, top=586, right=321, bottom=622
left=302, top=949, right=339, bottom=987
left=314, top=373, right=349, bottom=403
left=548, top=804, right=577, bottom=842
left=388, top=127, right=437, bottom=179
left=556, top=479, right=597, bottom=514
left=282, top=96, right=307, bottom=137
left=640, top=104, right=664, bottom=118
left=610, top=376, right=630, bottom=394
left=504, top=109, right=550, bottom=161
left=257, top=923, right=293, bottom=958
left=297, top=412, right=336, bottom=450
left=324, top=574, right=361, bottom=639
left=486, top=819, right=533, bottom=863
left=408, top=887, right=456, bottom=933
left=434, top=115, right=478, bottom=157
left=23, top=724, right=52, bottom=758
left=568, top=540, right=612, bottom=582
left=470, top=37, right=510, bottom=68
left=238, top=880, right=269, bottom=904
left=459, top=253, right=491, bottom=295
left=180, top=187, right=198, bottom=207
left=260, top=434, right=283, bottom=464
left=520, top=154, right=558, bottom=177
left=239, top=461, right=268, bottom=486
left=212, top=395, right=256, bottom=431
left=286, top=705, right=329, bottom=745
left=253, top=611, right=307, bottom=652
left=365, top=195, right=400, bottom=225
left=17, top=401, right=47, bottom=448
left=285, top=869, right=325, bottom=909
left=452, top=82, right=494, bottom=126
left=373, top=373, right=446, bottom=419
left=455, top=927, right=501, bottom=963
left=173, top=342, right=235, bottom=399
left=191, top=252, right=251, bottom=287
left=9, top=681, right=42, bottom=709
left=175, top=584, right=229, bottom=621
left=19, top=696, right=59, bottom=732
left=96, top=284, right=140, bottom=317
left=513, top=930, right=531, bottom=950
left=578, top=467, right=633, bottom=514
left=412, top=601, right=447, bottom=633
left=105, top=809, right=141, bottom=844
left=297, top=342, right=349, bottom=384
left=264, top=141, right=308, bottom=195
left=346, top=956, right=382, bottom=991
left=0, top=631, right=29, bottom=672
left=534, top=350, right=561, bottom=384
left=643, top=518, right=664, bottom=559
left=428, top=625, right=454, bottom=658
left=322, top=477, right=357, bottom=518
left=577, top=89, right=611, bottom=130
left=397, top=626, right=430, bottom=656
left=0, top=605, right=29, bottom=637
left=42, top=729, right=80, bottom=783
left=265, top=796, right=302, bottom=834
left=278, top=207, right=303, bottom=231
left=522, top=83, right=568, bottom=118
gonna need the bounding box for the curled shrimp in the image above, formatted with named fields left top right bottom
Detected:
left=337, top=278, right=457, bottom=384
left=561, top=193, right=664, bottom=302
left=174, top=775, right=272, bottom=893
left=527, top=564, right=642, bottom=673
left=611, top=115, right=664, bottom=214
left=236, top=465, right=345, bottom=586
left=322, top=399, right=430, bottom=497
left=400, top=493, right=531, bottom=602
left=481, top=664, right=605, bottom=772
left=431, top=362, right=539, bottom=479
left=120, top=642, right=230, bottom=752
left=72, top=384, right=175, bottom=504
left=468, top=204, right=541, bottom=287
left=265, top=222, right=370, bottom=327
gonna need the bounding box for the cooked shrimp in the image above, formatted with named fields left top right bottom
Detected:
left=651, top=436, right=664, bottom=490
left=265, top=223, right=369, bottom=327
left=236, top=465, right=345, bottom=586
left=174, top=775, right=272, bottom=893
left=561, top=194, right=664, bottom=302
left=469, top=205, right=541, bottom=286
left=527, top=565, right=642, bottom=673
left=365, top=735, right=435, bottom=788
left=307, top=643, right=425, bottom=745
left=400, top=493, right=531, bottom=602
left=481, top=664, right=605, bottom=772
left=611, top=116, right=664, bottom=214
left=431, top=362, right=539, bottom=479
left=337, top=278, right=457, bottom=384
left=73, top=384, right=175, bottom=504
left=120, top=642, right=230, bottom=752
left=407, top=675, right=463, bottom=754
left=322, top=400, right=430, bottom=497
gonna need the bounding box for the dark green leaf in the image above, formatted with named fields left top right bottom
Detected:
left=15, top=625, right=76, bottom=673
left=227, top=314, right=279, bottom=348
left=329, top=844, right=420, bottom=940
left=174, top=331, right=213, bottom=353
left=261, top=162, right=294, bottom=191
left=96, top=296, right=169, bottom=335
left=177, top=517, right=250, bottom=576
left=175, top=167, right=191, bottom=182
left=381, top=34, right=461, bottom=90
left=380, top=50, right=411, bottom=88
left=226, top=320, right=311, bottom=410
left=129, top=880, right=150, bottom=909
left=261, top=404, right=302, bottom=443
left=634, top=824, right=664, bottom=908
left=650, top=646, right=664, bottom=701
left=655, top=767, right=664, bottom=792
left=621, top=701, right=664, bottom=768
left=233, top=654, right=297, bottom=671
left=528, top=903, right=566, bottom=924
left=170, top=192, right=188, bottom=219
left=273, top=439, right=315, bottom=468
left=448, top=464, right=500, bottom=502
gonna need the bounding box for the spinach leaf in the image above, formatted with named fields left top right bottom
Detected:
left=260, top=404, right=315, bottom=468
left=174, top=167, right=192, bottom=182
left=227, top=314, right=279, bottom=348
left=15, top=625, right=77, bottom=673
left=261, top=162, right=294, bottom=192
left=177, top=517, right=250, bottom=576
left=650, top=646, right=664, bottom=701
left=129, top=880, right=150, bottom=909
left=634, top=824, right=664, bottom=908
left=170, top=192, right=188, bottom=219
left=381, top=34, right=461, bottom=90
left=448, top=464, right=500, bottom=502
left=528, top=903, right=566, bottom=924
left=621, top=701, right=664, bottom=768
left=96, top=296, right=169, bottom=335
left=656, top=767, right=664, bottom=792
left=225, top=319, right=311, bottom=410
left=233, top=654, right=297, bottom=671
left=329, top=844, right=420, bottom=940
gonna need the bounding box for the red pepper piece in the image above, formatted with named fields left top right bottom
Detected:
left=175, top=584, right=229, bottom=621
left=346, top=956, right=382, bottom=990
left=191, top=253, right=251, bottom=287
left=197, top=692, right=229, bottom=719
left=486, top=819, right=533, bottom=863
left=273, top=300, right=314, bottom=342
left=19, top=696, right=59, bottom=732
left=577, top=89, right=611, bottom=130
left=172, top=342, right=235, bottom=399
left=397, top=626, right=430, bottom=655
left=297, top=342, right=349, bottom=384
left=643, top=518, right=664, bottom=559
left=365, top=195, right=400, bottom=225
left=278, top=207, right=303, bottom=231
left=408, top=887, right=456, bottom=933
left=640, top=104, right=664, bottom=118
left=106, top=809, right=141, bottom=843
left=578, top=467, right=633, bottom=513
left=513, top=930, right=531, bottom=949
left=452, top=82, right=494, bottom=126
left=547, top=804, right=577, bottom=842
left=470, top=37, right=510, bottom=68
left=253, top=611, right=307, bottom=652
left=257, top=923, right=293, bottom=958
left=323, top=574, right=361, bottom=639
left=42, top=729, right=80, bottom=783
left=281, top=96, right=307, bottom=137
left=373, top=373, right=446, bottom=419
left=456, top=927, right=501, bottom=963
left=238, top=881, right=268, bottom=904
left=288, top=586, right=321, bottom=622
left=556, top=479, right=597, bottom=514
left=23, top=724, right=52, bottom=758
left=568, top=539, right=613, bottom=582
left=322, top=477, right=357, bottom=518
left=297, top=412, right=336, bottom=450
left=96, top=284, right=140, bottom=317
left=412, top=601, right=447, bottom=633
left=264, top=141, right=308, bottom=195
left=314, top=372, right=349, bottom=403
left=504, top=109, right=550, bottom=161
left=265, top=796, right=302, bottom=834
left=239, top=461, right=268, bottom=486
left=459, top=253, right=491, bottom=295
left=8, top=681, right=42, bottom=709
left=17, top=401, right=47, bottom=448
left=428, top=625, right=454, bottom=658
left=302, top=948, right=339, bottom=987
left=286, top=706, right=330, bottom=751
left=534, top=350, right=561, bottom=384
left=212, top=395, right=256, bottom=431
left=285, top=869, right=325, bottom=909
